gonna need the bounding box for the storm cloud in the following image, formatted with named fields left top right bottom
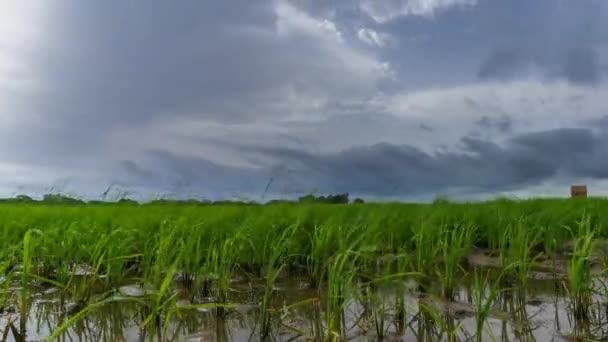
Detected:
left=114, top=127, right=608, bottom=200
left=0, top=1, right=608, bottom=200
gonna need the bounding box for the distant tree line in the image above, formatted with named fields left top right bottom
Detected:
left=266, top=193, right=364, bottom=204
left=0, top=192, right=365, bottom=206
left=298, top=193, right=350, bottom=204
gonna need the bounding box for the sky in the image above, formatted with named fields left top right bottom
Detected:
left=1, top=0, right=608, bottom=202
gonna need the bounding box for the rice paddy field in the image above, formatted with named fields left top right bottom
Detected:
left=2, top=198, right=608, bottom=341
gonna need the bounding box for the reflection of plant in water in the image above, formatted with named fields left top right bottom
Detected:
left=498, top=286, right=536, bottom=341
left=394, top=251, right=410, bottom=336
left=419, top=302, right=462, bottom=342
left=472, top=269, right=499, bottom=342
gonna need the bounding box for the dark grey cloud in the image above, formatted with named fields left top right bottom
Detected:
left=477, top=46, right=602, bottom=85
left=467, top=0, right=606, bottom=85
left=588, top=115, right=608, bottom=127
left=477, top=48, right=530, bottom=80
left=475, top=115, right=512, bottom=133
left=117, top=149, right=310, bottom=199
left=0, top=0, right=385, bottom=174
left=563, top=47, right=600, bottom=85
left=419, top=123, right=433, bottom=132
left=0, top=0, right=387, bottom=165
left=35, top=0, right=385, bottom=123
left=344, top=0, right=608, bottom=88
left=116, top=127, right=608, bottom=199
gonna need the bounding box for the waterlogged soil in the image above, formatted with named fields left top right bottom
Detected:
left=1, top=255, right=606, bottom=342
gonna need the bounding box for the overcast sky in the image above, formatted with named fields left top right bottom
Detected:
left=1, top=0, right=608, bottom=201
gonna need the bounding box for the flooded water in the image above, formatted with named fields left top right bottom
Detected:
left=1, top=252, right=606, bottom=341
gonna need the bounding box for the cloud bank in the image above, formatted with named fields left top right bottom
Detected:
left=0, top=0, right=607, bottom=201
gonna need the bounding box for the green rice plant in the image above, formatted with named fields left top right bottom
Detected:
left=411, top=222, right=440, bottom=292
left=325, top=250, right=361, bottom=341
left=46, top=294, right=145, bottom=342
left=174, top=223, right=205, bottom=292
left=135, top=222, right=183, bottom=341
left=205, top=232, right=242, bottom=322
left=141, top=221, right=181, bottom=292
left=565, top=215, right=596, bottom=322
left=0, top=195, right=607, bottom=340
left=471, top=269, right=499, bottom=342
left=498, top=218, right=540, bottom=293
left=359, top=255, right=392, bottom=341
left=513, top=219, right=541, bottom=287
left=307, top=224, right=335, bottom=290
left=394, top=251, right=410, bottom=336
left=18, top=229, right=42, bottom=342
left=255, top=223, right=299, bottom=340
left=70, top=233, right=113, bottom=304
left=141, top=260, right=180, bottom=342
left=0, top=253, right=16, bottom=341
left=436, top=222, right=476, bottom=300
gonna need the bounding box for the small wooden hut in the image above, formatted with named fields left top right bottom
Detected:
left=570, top=185, right=587, bottom=198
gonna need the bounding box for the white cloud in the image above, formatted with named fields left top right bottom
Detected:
left=275, top=1, right=344, bottom=43
left=382, top=79, right=608, bottom=149
left=357, top=28, right=390, bottom=47
left=0, top=2, right=47, bottom=95
left=271, top=1, right=395, bottom=118
left=359, top=0, right=478, bottom=23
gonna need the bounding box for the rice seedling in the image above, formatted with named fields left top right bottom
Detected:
left=325, top=249, right=361, bottom=341
left=393, top=251, right=411, bottom=336
left=436, top=222, right=476, bottom=300
left=411, top=221, right=440, bottom=293
left=254, top=223, right=299, bottom=340
left=471, top=269, right=500, bottom=342
left=358, top=254, right=393, bottom=341
left=306, top=223, right=338, bottom=290
left=565, top=215, right=596, bottom=323
left=205, top=233, right=242, bottom=322
left=18, top=229, right=40, bottom=342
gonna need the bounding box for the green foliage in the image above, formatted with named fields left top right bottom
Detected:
left=298, top=193, right=350, bottom=204
left=0, top=198, right=603, bottom=340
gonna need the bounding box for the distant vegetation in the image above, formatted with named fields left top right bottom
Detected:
left=0, top=192, right=366, bottom=205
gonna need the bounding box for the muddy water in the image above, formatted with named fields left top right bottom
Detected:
left=0, top=257, right=606, bottom=341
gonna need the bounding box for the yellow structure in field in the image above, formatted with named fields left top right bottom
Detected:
left=570, top=185, right=587, bottom=198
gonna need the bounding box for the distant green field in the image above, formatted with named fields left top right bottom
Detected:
left=0, top=198, right=607, bottom=341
